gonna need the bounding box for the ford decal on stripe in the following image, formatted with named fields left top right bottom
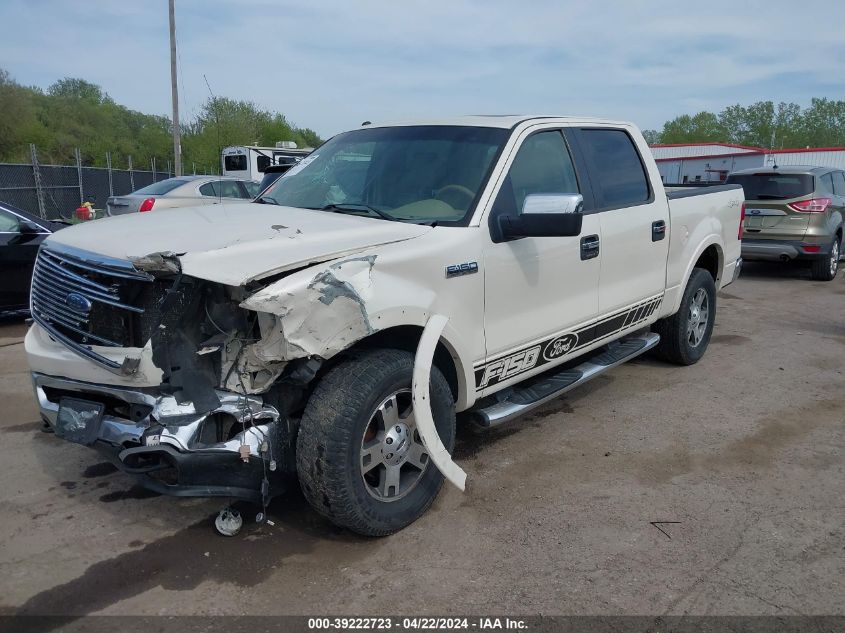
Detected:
left=543, top=333, right=578, bottom=361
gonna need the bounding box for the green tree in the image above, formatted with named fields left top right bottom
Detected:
left=659, top=111, right=728, bottom=144
left=641, top=129, right=661, bottom=144
left=0, top=68, right=322, bottom=172
left=797, top=98, right=845, bottom=147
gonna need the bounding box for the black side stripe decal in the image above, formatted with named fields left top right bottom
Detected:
left=475, top=294, right=663, bottom=390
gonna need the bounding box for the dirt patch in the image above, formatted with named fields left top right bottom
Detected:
left=710, top=334, right=751, bottom=345
left=99, top=486, right=161, bottom=503
left=2, top=421, right=42, bottom=433
left=82, top=462, right=118, bottom=478
left=16, top=489, right=374, bottom=617
left=637, top=398, right=839, bottom=485
left=453, top=424, right=522, bottom=461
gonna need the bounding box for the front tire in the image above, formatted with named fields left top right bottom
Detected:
left=652, top=267, right=717, bottom=365
left=810, top=236, right=839, bottom=281
left=296, top=348, right=456, bottom=536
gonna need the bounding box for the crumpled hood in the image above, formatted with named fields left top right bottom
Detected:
left=45, top=202, right=432, bottom=286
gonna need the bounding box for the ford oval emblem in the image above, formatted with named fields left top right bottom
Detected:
left=65, top=292, right=92, bottom=314
left=543, top=333, right=578, bottom=361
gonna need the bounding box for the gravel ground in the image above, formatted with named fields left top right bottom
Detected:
left=0, top=261, right=843, bottom=616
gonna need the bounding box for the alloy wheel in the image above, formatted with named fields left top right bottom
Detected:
left=687, top=288, right=709, bottom=348
left=360, top=389, right=429, bottom=502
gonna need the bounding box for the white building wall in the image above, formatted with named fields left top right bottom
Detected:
left=656, top=150, right=845, bottom=184
left=762, top=151, right=845, bottom=170
left=656, top=153, right=764, bottom=184
left=650, top=145, right=760, bottom=160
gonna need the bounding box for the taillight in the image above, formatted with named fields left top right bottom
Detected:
left=139, top=198, right=155, bottom=212
left=739, top=202, right=746, bottom=239
left=788, top=198, right=831, bottom=213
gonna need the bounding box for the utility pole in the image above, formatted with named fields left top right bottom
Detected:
left=169, top=0, right=182, bottom=176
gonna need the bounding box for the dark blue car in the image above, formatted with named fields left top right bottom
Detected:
left=0, top=201, right=68, bottom=314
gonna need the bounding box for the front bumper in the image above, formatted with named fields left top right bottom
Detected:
left=742, top=238, right=832, bottom=262
left=33, top=373, right=285, bottom=501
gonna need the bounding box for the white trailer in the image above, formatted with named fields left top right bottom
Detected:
left=221, top=142, right=313, bottom=181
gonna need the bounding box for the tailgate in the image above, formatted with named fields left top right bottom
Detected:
left=743, top=201, right=810, bottom=240
left=727, top=172, right=815, bottom=241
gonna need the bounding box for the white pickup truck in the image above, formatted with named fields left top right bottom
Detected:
left=25, top=116, right=743, bottom=535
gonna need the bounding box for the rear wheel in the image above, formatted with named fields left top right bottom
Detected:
left=296, top=348, right=455, bottom=536
left=652, top=267, right=717, bottom=365
left=810, top=236, right=839, bottom=281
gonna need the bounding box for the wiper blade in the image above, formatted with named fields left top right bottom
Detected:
left=319, top=203, right=399, bottom=222
left=755, top=194, right=787, bottom=200
left=255, top=196, right=279, bottom=205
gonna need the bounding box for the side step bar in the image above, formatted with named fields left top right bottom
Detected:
left=472, top=332, right=660, bottom=428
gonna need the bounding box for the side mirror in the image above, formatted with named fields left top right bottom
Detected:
left=498, top=193, right=584, bottom=240
left=19, top=220, right=44, bottom=234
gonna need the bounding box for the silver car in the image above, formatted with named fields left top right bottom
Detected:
left=106, top=176, right=262, bottom=216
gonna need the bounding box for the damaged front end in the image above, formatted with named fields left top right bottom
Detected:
left=34, top=374, right=284, bottom=501
left=30, top=243, right=324, bottom=502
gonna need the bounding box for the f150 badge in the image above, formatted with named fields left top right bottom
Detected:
left=445, top=261, right=478, bottom=278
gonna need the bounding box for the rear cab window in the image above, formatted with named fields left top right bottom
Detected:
left=725, top=173, right=814, bottom=200
left=573, top=128, right=651, bottom=209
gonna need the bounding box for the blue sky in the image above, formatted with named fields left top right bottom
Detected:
left=1, top=0, right=843, bottom=138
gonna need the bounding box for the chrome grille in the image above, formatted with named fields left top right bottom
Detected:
left=30, top=244, right=154, bottom=371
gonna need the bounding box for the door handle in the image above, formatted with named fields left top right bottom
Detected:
left=652, top=220, right=666, bottom=242
left=580, top=234, right=600, bottom=260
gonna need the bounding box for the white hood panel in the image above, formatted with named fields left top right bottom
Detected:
left=45, top=203, right=431, bottom=285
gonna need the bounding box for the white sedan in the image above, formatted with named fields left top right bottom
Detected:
left=106, top=176, right=261, bottom=216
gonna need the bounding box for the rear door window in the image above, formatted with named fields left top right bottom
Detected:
left=725, top=173, right=815, bottom=200
left=818, top=173, right=835, bottom=195
left=832, top=172, right=845, bottom=195
left=200, top=181, right=249, bottom=198
left=575, top=129, right=650, bottom=209
left=199, top=182, right=219, bottom=197
left=218, top=180, right=244, bottom=198
left=242, top=181, right=261, bottom=197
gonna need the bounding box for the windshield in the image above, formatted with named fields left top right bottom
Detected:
left=726, top=173, right=814, bottom=200
left=261, top=125, right=508, bottom=224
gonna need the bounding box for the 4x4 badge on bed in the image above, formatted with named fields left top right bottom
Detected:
left=543, top=333, right=578, bottom=361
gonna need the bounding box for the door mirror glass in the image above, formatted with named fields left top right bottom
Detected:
left=499, top=208, right=583, bottom=240
left=19, top=219, right=43, bottom=234
left=522, top=193, right=583, bottom=215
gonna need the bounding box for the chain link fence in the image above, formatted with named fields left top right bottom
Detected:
left=0, top=144, right=211, bottom=220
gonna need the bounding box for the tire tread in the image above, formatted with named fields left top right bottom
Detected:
left=652, top=268, right=716, bottom=365
left=296, top=348, right=453, bottom=536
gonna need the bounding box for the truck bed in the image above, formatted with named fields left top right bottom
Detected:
left=665, top=183, right=742, bottom=200
left=663, top=183, right=744, bottom=307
